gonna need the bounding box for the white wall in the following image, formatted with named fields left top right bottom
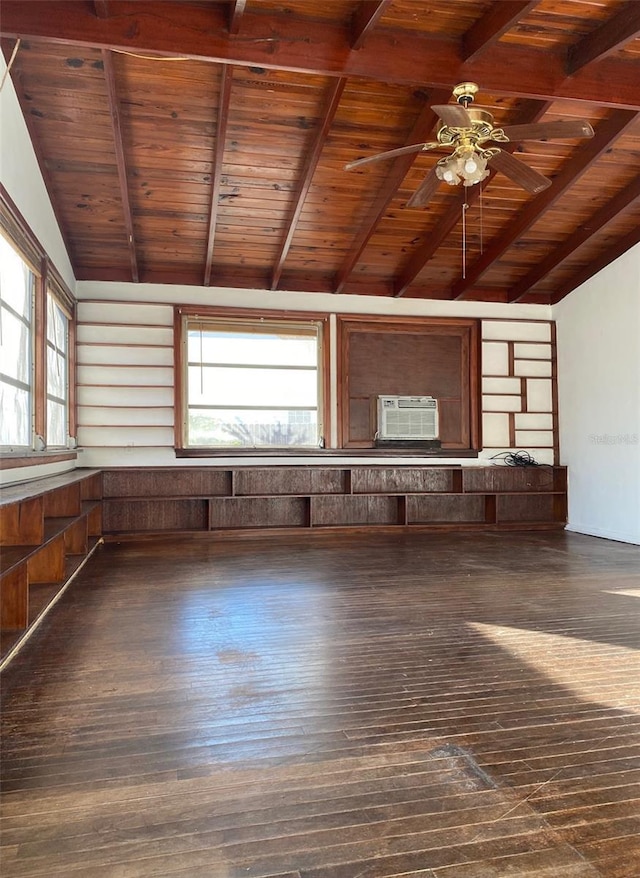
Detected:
left=554, top=243, right=640, bottom=545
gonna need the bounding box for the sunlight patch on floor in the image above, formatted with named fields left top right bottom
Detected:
left=469, top=621, right=640, bottom=712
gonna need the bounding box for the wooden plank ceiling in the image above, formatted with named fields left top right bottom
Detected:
left=1, top=0, right=639, bottom=304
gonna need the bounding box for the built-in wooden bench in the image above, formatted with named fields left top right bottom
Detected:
left=0, top=469, right=102, bottom=665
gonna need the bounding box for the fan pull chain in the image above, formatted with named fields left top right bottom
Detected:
left=199, top=322, right=204, bottom=395
left=462, top=197, right=469, bottom=279
left=479, top=183, right=484, bottom=255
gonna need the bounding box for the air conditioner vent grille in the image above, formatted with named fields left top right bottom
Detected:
left=378, top=396, right=439, bottom=440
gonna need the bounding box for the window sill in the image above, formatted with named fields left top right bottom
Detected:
left=175, top=447, right=479, bottom=459
left=0, top=450, right=78, bottom=470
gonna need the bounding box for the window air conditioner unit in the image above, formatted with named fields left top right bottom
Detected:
left=377, top=395, right=439, bottom=441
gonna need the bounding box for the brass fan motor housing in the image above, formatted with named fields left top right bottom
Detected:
left=436, top=108, right=507, bottom=149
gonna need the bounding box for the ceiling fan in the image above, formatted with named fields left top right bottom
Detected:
left=345, top=83, right=594, bottom=208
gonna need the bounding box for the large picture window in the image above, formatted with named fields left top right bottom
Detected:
left=179, top=312, right=325, bottom=448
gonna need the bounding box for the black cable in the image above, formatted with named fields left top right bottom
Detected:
left=489, top=450, right=556, bottom=488
left=490, top=450, right=541, bottom=467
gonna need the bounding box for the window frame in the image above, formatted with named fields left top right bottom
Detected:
left=45, top=288, right=72, bottom=448
left=0, top=184, right=77, bottom=466
left=174, top=306, right=330, bottom=452
left=336, top=314, right=482, bottom=452
left=0, top=234, right=37, bottom=449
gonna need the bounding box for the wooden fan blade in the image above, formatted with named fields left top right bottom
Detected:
left=488, top=150, right=552, bottom=194
left=431, top=104, right=473, bottom=128
left=501, top=120, right=594, bottom=142
left=407, top=168, right=440, bottom=209
left=344, top=142, right=436, bottom=170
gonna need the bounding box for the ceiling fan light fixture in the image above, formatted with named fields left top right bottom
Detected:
left=436, top=157, right=461, bottom=185
left=461, top=150, right=489, bottom=185
left=436, top=151, right=489, bottom=187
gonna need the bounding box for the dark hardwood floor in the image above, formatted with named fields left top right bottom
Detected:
left=1, top=530, right=639, bottom=877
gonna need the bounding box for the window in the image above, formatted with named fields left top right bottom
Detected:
left=0, top=233, right=35, bottom=448
left=1, top=186, right=76, bottom=459
left=46, top=292, right=69, bottom=447
left=179, top=312, right=325, bottom=448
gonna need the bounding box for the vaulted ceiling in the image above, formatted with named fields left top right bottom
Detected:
left=2, top=0, right=639, bottom=304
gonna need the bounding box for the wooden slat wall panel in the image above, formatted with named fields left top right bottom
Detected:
left=76, top=300, right=174, bottom=453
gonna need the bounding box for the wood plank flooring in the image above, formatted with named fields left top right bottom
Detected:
left=1, top=530, right=639, bottom=877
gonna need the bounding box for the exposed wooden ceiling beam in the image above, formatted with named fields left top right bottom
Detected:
left=204, top=64, right=233, bottom=287
left=350, top=1, right=391, bottom=50
left=448, top=109, right=638, bottom=300
left=101, top=49, right=138, bottom=283
left=393, top=100, right=552, bottom=298
left=271, top=78, right=347, bottom=291
left=1, top=1, right=639, bottom=109
left=228, top=0, right=247, bottom=36
left=92, top=1, right=111, bottom=18
left=551, top=224, right=640, bottom=304
left=507, top=174, right=640, bottom=302
left=462, top=1, right=539, bottom=63
left=567, top=1, right=640, bottom=74
left=334, top=88, right=452, bottom=295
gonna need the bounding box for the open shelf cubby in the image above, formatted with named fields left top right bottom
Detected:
left=0, top=469, right=103, bottom=665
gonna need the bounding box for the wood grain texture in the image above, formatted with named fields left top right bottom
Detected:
left=1, top=1, right=638, bottom=302
left=102, top=498, right=208, bottom=532
left=1, top=530, right=638, bottom=877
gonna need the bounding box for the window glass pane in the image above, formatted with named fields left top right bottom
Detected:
left=47, top=347, right=66, bottom=399
left=46, top=293, right=68, bottom=445
left=0, top=235, right=32, bottom=319
left=188, top=329, right=317, bottom=367
left=0, top=310, right=31, bottom=384
left=47, top=294, right=67, bottom=347
left=1, top=236, right=33, bottom=447
left=0, top=383, right=30, bottom=446
left=188, top=365, right=317, bottom=408
left=47, top=399, right=67, bottom=447
left=188, top=409, right=318, bottom=447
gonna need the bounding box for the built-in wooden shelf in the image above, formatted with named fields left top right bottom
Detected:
left=0, top=469, right=103, bottom=666
left=1, top=464, right=568, bottom=664
left=101, top=466, right=567, bottom=539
